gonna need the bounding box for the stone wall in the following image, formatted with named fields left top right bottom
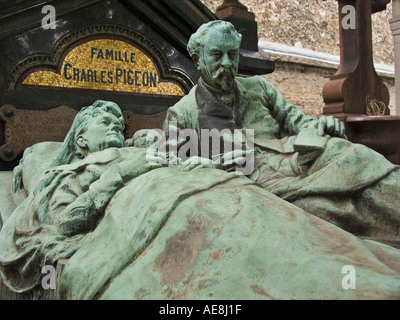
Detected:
left=200, top=0, right=396, bottom=115
left=263, top=61, right=396, bottom=116
left=201, top=0, right=394, bottom=65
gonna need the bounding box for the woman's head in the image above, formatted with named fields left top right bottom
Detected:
left=53, top=100, right=125, bottom=166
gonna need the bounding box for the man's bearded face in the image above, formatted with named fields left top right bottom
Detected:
left=198, top=29, right=240, bottom=92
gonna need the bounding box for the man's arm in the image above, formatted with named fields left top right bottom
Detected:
left=261, top=78, right=345, bottom=137
left=161, top=93, right=200, bottom=163
left=261, top=78, right=317, bottom=136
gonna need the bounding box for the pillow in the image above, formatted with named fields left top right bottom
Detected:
left=12, top=141, right=62, bottom=196
left=0, top=171, right=20, bottom=226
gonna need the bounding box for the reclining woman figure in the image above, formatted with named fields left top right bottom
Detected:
left=0, top=100, right=164, bottom=294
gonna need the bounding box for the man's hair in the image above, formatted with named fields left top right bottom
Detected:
left=187, top=20, right=242, bottom=58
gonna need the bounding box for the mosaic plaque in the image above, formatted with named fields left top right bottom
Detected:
left=21, top=38, right=185, bottom=97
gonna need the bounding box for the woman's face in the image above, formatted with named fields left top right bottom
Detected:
left=80, top=112, right=124, bottom=153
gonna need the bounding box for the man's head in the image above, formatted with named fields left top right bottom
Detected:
left=188, top=20, right=242, bottom=92
left=54, top=100, right=125, bottom=165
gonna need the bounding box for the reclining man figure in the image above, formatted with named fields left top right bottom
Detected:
left=162, top=20, right=400, bottom=245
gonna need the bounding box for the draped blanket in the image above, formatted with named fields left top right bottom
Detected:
left=1, top=147, right=400, bottom=299
left=59, top=169, right=400, bottom=299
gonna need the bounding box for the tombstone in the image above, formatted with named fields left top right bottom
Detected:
left=0, top=0, right=275, bottom=171
left=322, top=0, right=400, bottom=164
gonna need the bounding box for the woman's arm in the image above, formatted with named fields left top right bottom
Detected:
left=51, top=164, right=124, bottom=236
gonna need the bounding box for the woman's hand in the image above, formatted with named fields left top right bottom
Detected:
left=118, top=149, right=165, bottom=183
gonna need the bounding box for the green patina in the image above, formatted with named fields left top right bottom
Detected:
left=0, top=21, right=399, bottom=300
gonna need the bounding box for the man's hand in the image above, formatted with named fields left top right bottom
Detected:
left=182, top=156, right=219, bottom=171
left=219, top=132, right=254, bottom=172
left=220, top=149, right=254, bottom=171
left=317, top=115, right=345, bottom=137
